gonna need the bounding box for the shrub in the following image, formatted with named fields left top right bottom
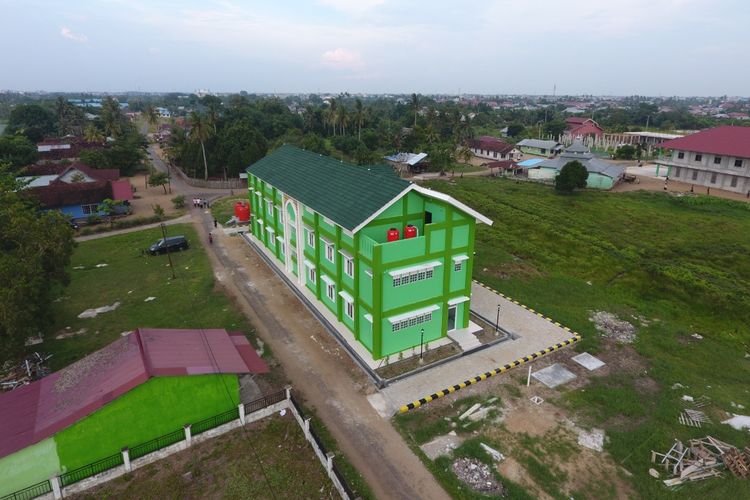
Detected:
left=171, top=195, right=186, bottom=209
left=86, top=214, right=103, bottom=225
left=152, top=204, right=165, bottom=219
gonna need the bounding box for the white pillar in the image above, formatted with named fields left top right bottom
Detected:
left=303, top=417, right=312, bottom=440
left=184, top=424, right=192, bottom=447
left=285, top=385, right=292, bottom=401
left=122, top=447, right=131, bottom=472
left=50, top=476, right=62, bottom=500
left=238, top=403, right=246, bottom=425
left=325, top=452, right=335, bottom=473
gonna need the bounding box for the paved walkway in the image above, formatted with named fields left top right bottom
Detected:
left=370, top=281, right=578, bottom=416
left=74, top=214, right=193, bottom=242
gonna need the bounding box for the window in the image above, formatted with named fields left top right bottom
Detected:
left=731, top=176, right=738, bottom=188
left=325, top=281, right=335, bottom=301
left=392, top=267, right=435, bottom=287
left=266, top=199, right=273, bottom=215
left=345, top=257, right=354, bottom=278
left=342, top=298, right=353, bottom=320
left=710, top=173, right=717, bottom=184
left=81, top=203, right=99, bottom=215
left=308, top=266, right=316, bottom=283
left=714, top=156, right=722, bottom=165
left=391, top=311, right=433, bottom=333
left=695, top=154, right=702, bottom=162
left=325, top=241, right=335, bottom=262
left=493, top=151, right=498, bottom=158
left=674, top=167, right=681, bottom=177
left=692, top=170, right=698, bottom=180
left=735, top=159, right=744, bottom=168
left=677, top=152, right=685, bottom=159
left=454, top=261, right=463, bottom=272
left=306, top=228, right=315, bottom=248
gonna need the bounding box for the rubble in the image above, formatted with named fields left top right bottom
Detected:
left=480, top=443, right=505, bottom=462
left=651, top=436, right=750, bottom=486
left=78, top=300, right=121, bottom=319
left=459, top=403, right=482, bottom=420
left=1, top=352, right=52, bottom=391
left=589, top=311, right=636, bottom=343
left=451, top=457, right=505, bottom=496
left=722, top=414, right=750, bottom=431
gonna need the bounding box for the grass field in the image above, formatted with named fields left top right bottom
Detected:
left=56, top=375, right=239, bottom=470
left=416, top=177, right=750, bottom=498
left=71, top=417, right=337, bottom=500
left=40, top=224, right=259, bottom=371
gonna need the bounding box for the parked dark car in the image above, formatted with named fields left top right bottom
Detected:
left=147, top=235, right=189, bottom=255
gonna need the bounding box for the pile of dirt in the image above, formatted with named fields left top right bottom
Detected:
left=589, top=311, right=636, bottom=343
left=451, top=457, right=505, bottom=496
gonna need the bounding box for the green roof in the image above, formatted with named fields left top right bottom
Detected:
left=247, top=145, right=411, bottom=231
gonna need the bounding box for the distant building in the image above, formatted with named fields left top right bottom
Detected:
left=19, top=163, right=133, bottom=219
left=384, top=152, right=428, bottom=174
left=155, top=107, right=171, bottom=118
left=36, top=137, right=106, bottom=161
left=527, top=140, right=624, bottom=189
left=655, top=126, right=750, bottom=194
left=563, top=117, right=603, bottom=141
left=516, top=139, right=563, bottom=157
left=469, top=136, right=520, bottom=161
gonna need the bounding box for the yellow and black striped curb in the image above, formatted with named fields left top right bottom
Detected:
left=398, top=333, right=582, bottom=413
left=472, top=279, right=574, bottom=333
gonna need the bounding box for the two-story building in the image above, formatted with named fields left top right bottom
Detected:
left=246, top=146, right=492, bottom=360
left=655, top=126, right=750, bottom=194
left=469, top=136, right=520, bottom=162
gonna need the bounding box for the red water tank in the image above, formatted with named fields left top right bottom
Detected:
left=404, top=225, right=417, bottom=239
left=237, top=202, right=250, bottom=222
left=387, top=228, right=400, bottom=242
left=234, top=201, right=243, bottom=219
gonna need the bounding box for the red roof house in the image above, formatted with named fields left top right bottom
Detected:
left=564, top=117, right=603, bottom=139
left=469, top=136, right=519, bottom=161
left=0, top=328, right=268, bottom=460
left=656, top=126, right=750, bottom=158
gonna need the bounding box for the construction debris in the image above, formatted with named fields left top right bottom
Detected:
left=530, top=396, right=544, bottom=405
left=480, top=443, right=505, bottom=462
left=1, top=352, right=52, bottom=391
left=651, top=436, right=750, bottom=486
left=451, top=457, right=505, bottom=496
left=722, top=414, right=750, bottom=431
left=459, top=403, right=482, bottom=420
left=589, top=311, right=636, bottom=343
left=679, top=409, right=712, bottom=427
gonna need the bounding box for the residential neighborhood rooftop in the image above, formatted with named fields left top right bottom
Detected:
left=656, top=126, right=750, bottom=158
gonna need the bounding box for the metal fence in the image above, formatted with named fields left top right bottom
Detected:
left=192, top=407, right=239, bottom=435
left=0, top=480, right=51, bottom=500
left=59, top=452, right=124, bottom=487
left=129, top=428, right=185, bottom=460
left=244, top=389, right=286, bottom=414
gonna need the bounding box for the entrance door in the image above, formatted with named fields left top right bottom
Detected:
left=447, top=305, right=457, bottom=332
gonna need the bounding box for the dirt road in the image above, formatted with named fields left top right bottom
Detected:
left=190, top=213, right=448, bottom=499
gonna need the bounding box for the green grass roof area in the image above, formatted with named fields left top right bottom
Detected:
left=247, top=145, right=411, bottom=231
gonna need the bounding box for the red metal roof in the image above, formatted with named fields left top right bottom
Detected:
left=0, top=328, right=267, bottom=459
left=110, top=180, right=133, bottom=201
left=470, top=136, right=515, bottom=154
left=656, top=126, right=750, bottom=158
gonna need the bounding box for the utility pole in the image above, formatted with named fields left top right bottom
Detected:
left=495, top=304, right=501, bottom=336
left=419, top=327, right=425, bottom=361
left=161, top=223, right=176, bottom=279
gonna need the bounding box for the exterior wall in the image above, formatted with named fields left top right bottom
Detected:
left=49, top=204, right=108, bottom=219
left=471, top=147, right=520, bottom=161
left=657, top=149, right=750, bottom=194
left=0, top=438, right=60, bottom=496
left=519, top=145, right=560, bottom=157
left=247, top=174, right=478, bottom=360
left=528, top=167, right=557, bottom=180
left=585, top=173, right=615, bottom=190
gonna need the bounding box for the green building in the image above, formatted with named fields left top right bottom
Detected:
left=246, top=146, right=493, bottom=360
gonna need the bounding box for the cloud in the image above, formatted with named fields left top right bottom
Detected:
left=321, top=48, right=365, bottom=70
left=317, top=0, right=386, bottom=18
left=147, top=47, right=161, bottom=54
left=60, top=26, right=88, bottom=42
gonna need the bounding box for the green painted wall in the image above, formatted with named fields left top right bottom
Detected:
left=586, top=173, right=616, bottom=189
left=247, top=173, right=481, bottom=359
left=55, top=375, right=239, bottom=470
left=0, top=438, right=60, bottom=496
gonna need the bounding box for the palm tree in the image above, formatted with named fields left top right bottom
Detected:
left=458, top=145, right=472, bottom=164
left=411, top=93, right=420, bottom=127
left=354, top=98, right=365, bottom=141
left=55, top=96, right=70, bottom=136
left=144, top=105, right=159, bottom=133
left=83, top=124, right=104, bottom=143
left=188, top=111, right=211, bottom=180
left=101, top=97, right=123, bottom=138
left=336, top=105, right=349, bottom=136
left=425, top=123, right=439, bottom=146
left=328, top=98, right=338, bottom=135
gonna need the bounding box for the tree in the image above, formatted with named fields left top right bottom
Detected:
left=0, top=136, right=37, bottom=168
left=543, top=119, right=566, bottom=139
left=614, top=144, right=636, bottom=160
left=0, top=163, right=75, bottom=358
left=6, top=104, right=56, bottom=142
left=144, top=105, right=159, bottom=132
left=411, top=93, right=420, bottom=127
left=99, top=198, right=123, bottom=227
left=83, top=124, right=105, bottom=143
left=555, top=160, right=589, bottom=194
left=354, top=98, right=365, bottom=141
left=457, top=145, right=473, bottom=164
left=188, top=111, right=211, bottom=180
left=101, top=97, right=126, bottom=138
left=336, top=105, right=349, bottom=136
left=148, top=171, right=170, bottom=194
left=506, top=123, right=525, bottom=137
left=171, top=195, right=186, bottom=209
left=215, top=119, right=268, bottom=179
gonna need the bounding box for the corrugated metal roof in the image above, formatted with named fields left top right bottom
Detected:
left=656, top=126, right=750, bottom=158
left=0, top=328, right=267, bottom=460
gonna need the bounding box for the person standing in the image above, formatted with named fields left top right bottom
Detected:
left=213, top=218, right=218, bottom=228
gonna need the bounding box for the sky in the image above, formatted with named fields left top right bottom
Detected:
left=1, top=0, right=749, bottom=96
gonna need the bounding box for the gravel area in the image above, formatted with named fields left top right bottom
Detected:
left=589, top=311, right=636, bottom=343
left=451, top=457, right=505, bottom=496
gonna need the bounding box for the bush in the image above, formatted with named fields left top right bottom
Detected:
left=614, top=144, right=636, bottom=160
left=171, top=195, right=185, bottom=209
left=152, top=204, right=165, bottom=219
left=86, top=214, right=103, bottom=225
left=554, top=160, right=588, bottom=194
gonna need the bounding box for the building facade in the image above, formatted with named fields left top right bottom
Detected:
left=527, top=140, right=624, bottom=189
left=247, top=146, right=492, bottom=360
left=516, top=139, right=563, bottom=157
left=654, top=126, right=750, bottom=194
left=469, top=136, right=520, bottom=162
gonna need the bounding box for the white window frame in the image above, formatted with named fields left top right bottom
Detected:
left=309, top=266, right=317, bottom=283
left=339, top=291, right=354, bottom=320
left=81, top=203, right=99, bottom=215
left=388, top=305, right=439, bottom=333
left=340, top=249, right=354, bottom=278
left=305, top=226, right=316, bottom=248
left=390, top=261, right=441, bottom=287
left=265, top=199, right=273, bottom=215
left=321, top=275, right=336, bottom=301
left=452, top=254, right=469, bottom=273
left=322, top=238, right=335, bottom=263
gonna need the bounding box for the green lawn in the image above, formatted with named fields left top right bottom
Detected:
left=210, top=196, right=248, bottom=225
left=420, top=177, right=750, bottom=499
left=40, top=224, right=257, bottom=371
left=55, top=375, right=239, bottom=470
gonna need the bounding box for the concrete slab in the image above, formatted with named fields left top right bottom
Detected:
left=419, top=433, right=465, bottom=460
left=572, top=352, right=605, bottom=371
left=577, top=428, right=605, bottom=452
left=532, top=364, right=577, bottom=388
